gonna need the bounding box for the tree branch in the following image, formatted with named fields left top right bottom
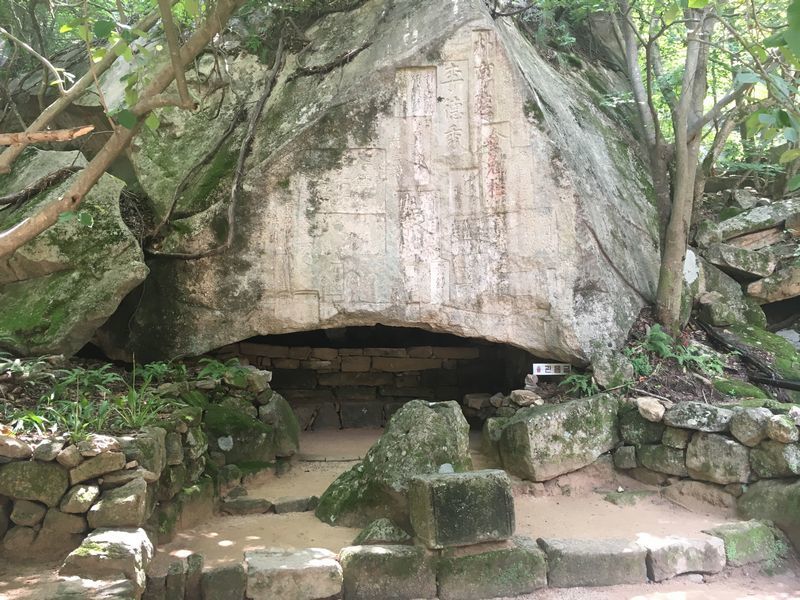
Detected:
left=0, top=1, right=176, bottom=174
left=0, top=125, right=94, bottom=145
left=0, top=0, right=246, bottom=259
left=0, top=166, right=83, bottom=209
left=0, top=25, right=65, bottom=95
left=158, top=0, right=196, bottom=110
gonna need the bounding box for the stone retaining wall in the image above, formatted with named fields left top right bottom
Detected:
left=217, top=341, right=526, bottom=429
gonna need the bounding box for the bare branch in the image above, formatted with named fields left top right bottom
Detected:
left=0, top=166, right=83, bottom=208
left=0, top=125, right=94, bottom=145
left=158, top=0, right=196, bottom=110
left=0, top=1, right=176, bottom=174
left=0, top=0, right=247, bottom=258
left=0, top=25, right=65, bottom=95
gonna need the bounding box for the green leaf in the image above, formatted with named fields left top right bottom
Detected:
left=785, top=128, right=799, bottom=144
left=734, top=71, right=761, bottom=86
left=144, top=112, right=160, bottom=131
left=688, top=0, right=709, bottom=7
left=788, top=174, right=800, bottom=192
left=58, top=211, right=75, bottom=223
left=77, top=211, right=94, bottom=227
left=59, top=23, right=73, bottom=33
left=93, top=20, right=115, bottom=39
left=779, top=148, right=800, bottom=163
left=183, top=0, right=199, bottom=18
left=763, top=32, right=786, bottom=48
left=785, top=28, right=800, bottom=58
left=115, top=109, right=138, bottom=129
left=124, top=88, right=138, bottom=108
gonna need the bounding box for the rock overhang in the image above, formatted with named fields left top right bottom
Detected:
left=101, top=0, right=659, bottom=363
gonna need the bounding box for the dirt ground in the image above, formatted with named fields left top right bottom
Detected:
left=1, top=429, right=799, bottom=599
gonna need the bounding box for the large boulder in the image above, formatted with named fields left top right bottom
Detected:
left=98, top=0, right=659, bottom=362
left=738, top=479, right=800, bottom=550
left=315, top=400, right=470, bottom=528
left=498, top=394, right=618, bottom=481
left=0, top=460, right=69, bottom=507
left=0, top=149, right=147, bottom=356
left=257, top=392, right=300, bottom=458
left=203, top=404, right=275, bottom=465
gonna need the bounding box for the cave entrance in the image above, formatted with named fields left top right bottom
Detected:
left=217, top=325, right=535, bottom=430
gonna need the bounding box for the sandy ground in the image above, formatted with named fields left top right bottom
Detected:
left=1, top=429, right=799, bottom=599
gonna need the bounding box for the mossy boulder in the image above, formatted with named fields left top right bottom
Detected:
left=352, top=518, right=411, bottom=546
left=339, top=544, right=436, bottom=600
left=480, top=417, right=508, bottom=464
left=0, top=460, right=68, bottom=507
left=315, top=400, right=470, bottom=528
left=437, top=537, right=547, bottom=599
left=713, top=378, right=770, bottom=400
left=738, top=480, right=800, bottom=550
left=730, top=407, right=773, bottom=447
left=498, top=394, right=619, bottom=481
left=203, top=404, right=275, bottom=465
left=257, top=392, right=299, bottom=458
left=704, top=520, right=783, bottom=566
left=0, top=149, right=148, bottom=355
left=663, top=401, right=733, bottom=432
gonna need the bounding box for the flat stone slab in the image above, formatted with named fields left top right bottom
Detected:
left=537, top=538, right=647, bottom=587
left=663, top=402, right=733, bottom=432
left=408, top=469, right=514, bottom=549
left=245, top=548, right=342, bottom=600
left=339, top=544, right=436, bottom=599
left=272, top=496, right=316, bottom=514
left=220, top=497, right=273, bottom=515
left=437, top=536, right=547, bottom=599
left=636, top=534, right=725, bottom=581
left=201, top=563, right=246, bottom=600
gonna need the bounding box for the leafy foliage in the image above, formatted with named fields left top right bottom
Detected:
left=559, top=373, right=600, bottom=397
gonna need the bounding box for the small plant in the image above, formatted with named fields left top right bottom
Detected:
left=8, top=410, right=51, bottom=436
left=111, top=363, right=167, bottom=430
left=197, top=357, right=249, bottom=387
left=559, top=373, right=599, bottom=398
left=643, top=324, right=675, bottom=359
left=47, top=397, right=115, bottom=442
left=141, top=360, right=187, bottom=384
left=45, top=364, right=123, bottom=404
left=672, top=344, right=725, bottom=376
left=623, top=346, right=653, bottom=378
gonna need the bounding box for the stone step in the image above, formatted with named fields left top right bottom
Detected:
left=537, top=538, right=648, bottom=587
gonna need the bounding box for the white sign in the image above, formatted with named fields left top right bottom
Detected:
left=532, top=363, right=571, bottom=376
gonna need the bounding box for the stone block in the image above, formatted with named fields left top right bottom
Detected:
left=282, top=389, right=334, bottom=403
left=88, top=477, right=148, bottom=529
left=335, top=386, right=377, bottom=402
left=686, top=433, right=750, bottom=484
left=372, top=357, right=442, bottom=372
left=750, top=440, right=800, bottom=478
left=0, top=460, right=69, bottom=507
left=240, top=343, right=288, bottom=357
left=118, top=427, right=167, bottom=477
left=704, top=520, right=780, bottom=566
left=42, top=508, right=87, bottom=534
left=613, top=446, right=637, bottom=470
left=619, top=404, right=665, bottom=445
left=408, top=470, right=513, bottom=549
left=143, top=572, right=166, bottom=600
left=408, top=346, right=433, bottom=358
left=437, top=537, right=547, bottom=599
left=537, top=538, right=647, bottom=587
left=10, top=499, right=46, bottom=526
left=3, top=525, right=36, bottom=553
left=499, top=394, right=618, bottom=481
left=203, top=405, right=275, bottom=464
left=341, top=356, right=372, bottom=372
left=200, top=563, right=246, bottom=600
left=166, top=559, right=187, bottom=600
left=364, top=348, right=408, bottom=357
left=69, top=451, right=127, bottom=485
left=636, top=396, right=665, bottom=422
left=731, top=407, right=772, bottom=446
left=339, top=545, right=436, bottom=599
left=186, top=553, right=203, bottom=599
left=767, top=414, right=799, bottom=443
left=289, top=346, right=313, bottom=359
left=257, top=392, right=300, bottom=457
left=662, top=427, right=692, bottom=449
left=273, top=358, right=301, bottom=369
left=638, top=445, right=688, bottom=477
left=636, top=534, right=725, bottom=581
left=60, top=527, right=154, bottom=594
left=480, top=417, right=508, bottom=465
left=662, top=480, right=737, bottom=512
left=434, top=347, right=480, bottom=359
left=220, top=498, right=273, bottom=515
left=32, top=438, right=63, bottom=462
left=302, top=359, right=340, bottom=371
left=339, top=348, right=364, bottom=356
left=0, top=435, right=32, bottom=459
left=663, top=402, right=733, bottom=432
left=311, top=348, right=339, bottom=360
left=165, top=432, right=184, bottom=466
left=245, top=548, right=342, bottom=600
left=56, top=445, right=84, bottom=468
left=352, top=518, right=411, bottom=545
left=340, top=402, right=384, bottom=428
left=311, top=403, right=340, bottom=430
left=272, top=496, right=314, bottom=513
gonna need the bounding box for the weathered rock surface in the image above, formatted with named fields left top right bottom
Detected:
left=664, top=402, right=733, bottom=432
left=87, top=477, right=148, bottom=528
left=636, top=397, right=665, bottom=422
left=704, top=243, right=776, bottom=279
left=636, top=534, right=725, bottom=582
left=637, top=445, right=688, bottom=477
left=686, top=433, right=750, bottom=484
left=738, top=480, right=800, bottom=550
left=315, top=400, right=470, bottom=528
left=767, top=414, right=799, bottom=443
left=340, top=545, right=436, bottom=600
left=257, top=392, right=299, bottom=457
left=0, top=460, right=68, bottom=506
left=60, top=527, right=154, bottom=594
left=696, top=198, right=800, bottom=247
left=0, top=149, right=148, bottom=355
left=537, top=538, right=647, bottom=587
left=730, top=407, right=772, bottom=447
left=69, top=451, right=126, bottom=485
left=200, top=563, right=246, bottom=600
left=204, top=405, right=275, bottom=464
left=0, top=435, right=32, bottom=460
left=704, top=520, right=782, bottom=566
left=100, top=0, right=659, bottom=363
left=750, top=440, right=800, bottom=478
left=352, top=518, right=411, bottom=545
left=10, top=499, right=46, bottom=526
left=437, top=537, right=547, bottom=599
left=619, top=403, right=665, bottom=445
left=408, top=470, right=514, bottom=549
left=499, top=394, right=618, bottom=481
left=245, top=548, right=342, bottom=600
